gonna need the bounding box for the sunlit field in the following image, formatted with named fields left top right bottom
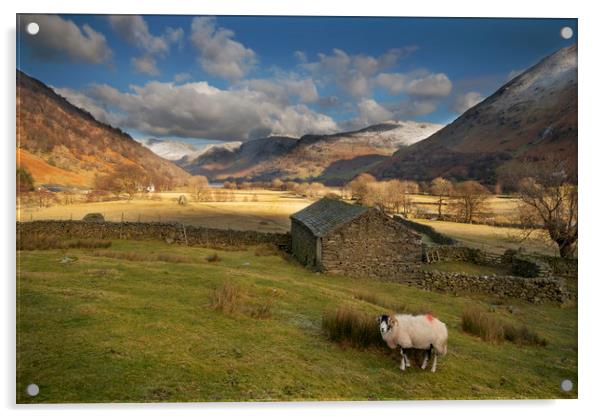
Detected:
left=18, top=190, right=313, bottom=233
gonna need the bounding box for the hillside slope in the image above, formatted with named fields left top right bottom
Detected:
left=373, top=45, right=577, bottom=184
left=17, top=71, right=190, bottom=188
left=180, top=121, right=443, bottom=185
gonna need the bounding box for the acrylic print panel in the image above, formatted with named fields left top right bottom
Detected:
left=16, top=14, right=577, bottom=403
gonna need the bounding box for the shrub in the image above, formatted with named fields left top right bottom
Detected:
left=322, top=307, right=384, bottom=349
left=211, top=281, right=243, bottom=314
left=461, top=307, right=505, bottom=342
left=503, top=324, right=548, bottom=347
left=461, top=307, right=547, bottom=346
left=82, top=213, right=105, bottom=223
left=206, top=253, right=221, bottom=262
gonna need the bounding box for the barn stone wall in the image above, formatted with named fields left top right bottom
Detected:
left=290, top=219, right=318, bottom=268
left=17, top=220, right=291, bottom=250
left=320, top=210, right=422, bottom=281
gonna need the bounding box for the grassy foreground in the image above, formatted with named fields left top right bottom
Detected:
left=17, top=240, right=577, bottom=402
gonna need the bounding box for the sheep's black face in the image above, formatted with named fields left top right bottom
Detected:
left=377, top=315, right=390, bottom=335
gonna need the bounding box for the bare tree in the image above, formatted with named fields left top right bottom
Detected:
left=96, top=165, right=148, bottom=200
left=348, top=173, right=376, bottom=203
left=187, top=175, right=210, bottom=202
left=516, top=168, right=577, bottom=258
left=430, top=177, right=453, bottom=217
left=450, top=180, right=490, bottom=223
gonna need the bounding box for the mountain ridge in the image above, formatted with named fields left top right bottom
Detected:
left=371, top=44, right=578, bottom=184
left=17, top=70, right=190, bottom=189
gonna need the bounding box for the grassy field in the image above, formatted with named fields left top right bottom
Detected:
left=17, top=240, right=577, bottom=402
left=411, top=194, right=521, bottom=223
left=413, top=219, right=558, bottom=256
left=18, top=190, right=311, bottom=233
left=18, top=189, right=559, bottom=255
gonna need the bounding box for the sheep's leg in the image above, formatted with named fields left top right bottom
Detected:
left=399, top=348, right=406, bottom=371
left=403, top=352, right=411, bottom=368
left=431, top=352, right=438, bottom=373
left=421, top=350, right=430, bottom=370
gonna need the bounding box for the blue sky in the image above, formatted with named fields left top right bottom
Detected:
left=17, top=15, right=577, bottom=146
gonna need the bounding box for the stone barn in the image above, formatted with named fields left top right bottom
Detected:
left=290, top=198, right=422, bottom=281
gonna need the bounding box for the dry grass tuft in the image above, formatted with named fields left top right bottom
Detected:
left=322, top=307, right=384, bottom=349
left=461, top=307, right=547, bottom=346
left=248, top=289, right=279, bottom=319
left=90, top=250, right=191, bottom=263
left=461, top=307, right=505, bottom=342
left=211, top=281, right=243, bottom=314
left=17, top=232, right=111, bottom=251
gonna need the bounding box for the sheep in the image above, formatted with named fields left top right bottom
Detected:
left=377, top=313, right=448, bottom=372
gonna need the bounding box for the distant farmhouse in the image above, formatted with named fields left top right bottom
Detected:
left=290, top=198, right=422, bottom=281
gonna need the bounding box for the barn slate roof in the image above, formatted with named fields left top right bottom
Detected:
left=290, top=198, right=370, bottom=237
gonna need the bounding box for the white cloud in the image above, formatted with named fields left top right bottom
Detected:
left=190, top=17, right=257, bottom=81
left=354, top=99, right=393, bottom=127
left=107, top=15, right=182, bottom=56
left=173, top=72, right=192, bottom=83
left=60, top=80, right=338, bottom=141
left=450, top=91, right=485, bottom=113
left=241, top=76, right=319, bottom=105
left=131, top=55, right=160, bottom=76
left=20, top=15, right=112, bottom=64
left=375, top=71, right=452, bottom=98
left=302, top=47, right=418, bottom=98
left=108, top=15, right=184, bottom=76
left=54, top=86, right=118, bottom=125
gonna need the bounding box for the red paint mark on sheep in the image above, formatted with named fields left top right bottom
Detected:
left=426, top=314, right=434, bottom=322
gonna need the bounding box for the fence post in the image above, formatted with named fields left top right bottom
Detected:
left=120, top=212, right=124, bottom=239
left=182, top=223, right=188, bottom=246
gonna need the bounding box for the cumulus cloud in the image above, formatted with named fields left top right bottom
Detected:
left=108, top=15, right=183, bottom=56
left=54, top=86, right=118, bottom=125
left=240, top=76, right=319, bottom=105
left=131, top=55, right=160, bottom=76
left=59, top=80, right=338, bottom=141
left=353, top=99, right=393, bottom=127
left=450, top=91, right=485, bottom=114
left=375, top=70, right=452, bottom=98
left=108, top=15, right=184, bottom=75
left=20, top=15, right=112, bottom=64
left=302, top=47, right=418, bottom=98
left=190, top=16, right=257, bottom=81
left=173, top=72, right=192, bottom=83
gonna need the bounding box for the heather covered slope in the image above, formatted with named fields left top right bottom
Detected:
left=17, top=71, right=190, bottom=188
left=373, top=45, right=577, bottom=184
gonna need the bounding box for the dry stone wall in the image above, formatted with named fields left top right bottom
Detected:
left=17, top=220, right=291, bottom=250
left=417, top=271, right=569, bottom=303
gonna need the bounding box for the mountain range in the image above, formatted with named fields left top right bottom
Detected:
left=177, top=121, right=443, bottom=185
left=16, top=45, right=577, bottom=189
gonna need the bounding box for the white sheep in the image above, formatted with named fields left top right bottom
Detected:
left=377, top=313, right=448, bottom=372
